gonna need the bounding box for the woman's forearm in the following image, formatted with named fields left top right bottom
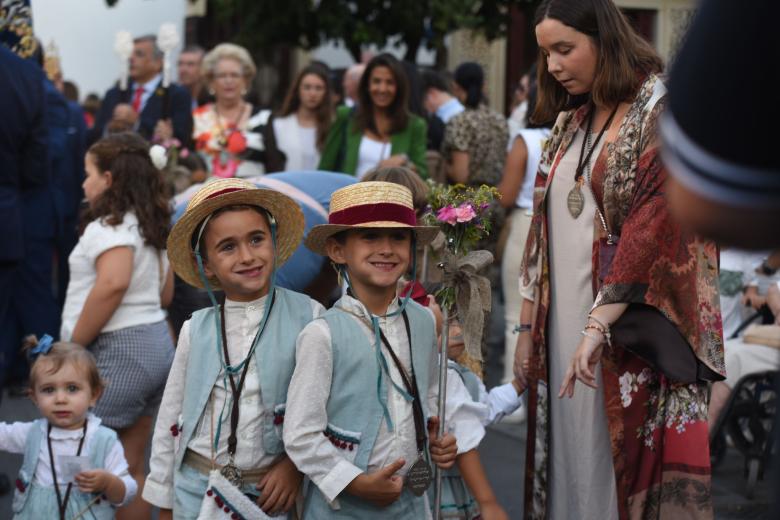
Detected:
left=589, top=303, right=629, bottom=327
left=520, top=298, right=534, bottom=326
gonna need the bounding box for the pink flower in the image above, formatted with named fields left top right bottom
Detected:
left=436, top=206, right=458, bottom=225
left=455, top=203, right=477, bottom=223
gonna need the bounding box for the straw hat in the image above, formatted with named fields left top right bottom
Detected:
left=168, top=178, right=304, bottom=289
left=305, top=181, right=439, bottom=255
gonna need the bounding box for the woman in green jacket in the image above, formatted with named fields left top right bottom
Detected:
left=319, top=53, right=428, bottom=179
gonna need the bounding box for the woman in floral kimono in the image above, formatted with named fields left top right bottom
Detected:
left=514, top=1, right=726, bottom=518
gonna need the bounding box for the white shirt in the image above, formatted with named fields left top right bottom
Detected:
left=143, top=295, right=324, bottom=509
left=511, top=128, right=551, bottom=210
left=61, top=212, right=168, bottom=341
left=0, top=414, right=137, bottom=506
left=272, top=114, right=320, bottom=171
left=284, top=295, right=437, bottom=508
left=445, top=365, right=523, bottom=453
left=436, top=98, right=465, bottom=124
left=355, top=136, right=391, bottom=179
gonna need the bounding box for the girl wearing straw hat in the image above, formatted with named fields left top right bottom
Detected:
left=284, top=181, right=458, bottom=518
left=142, top=178, right=324, bottom=519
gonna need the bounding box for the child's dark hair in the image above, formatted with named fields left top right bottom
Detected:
left=22, top=337, right=105, bottom=397
left=361, top=166, right=429, bottom=215
left=85, top=132, right=171, bottom=250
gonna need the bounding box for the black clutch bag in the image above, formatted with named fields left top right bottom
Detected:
left=611, top=303, right=724, bottom=384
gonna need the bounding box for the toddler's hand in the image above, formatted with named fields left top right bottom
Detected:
left=479, top=499, right=509, bottom=520
left=74, top=469, right=112, bottom=494
left=256, top=456, right=302, bottom=515
left=427, top=416, right=457, bottom=469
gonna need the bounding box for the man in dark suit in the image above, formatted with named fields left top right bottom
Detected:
left=88, top=34, right=193, bottom=146
left=0, top=45, right=48, bottom=391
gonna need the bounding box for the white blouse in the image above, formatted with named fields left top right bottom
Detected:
left=61, top=211, right=168, bottom=341
left=283, top=295, right=437, bottom=509
left=272, top=114, right=320, bottom=171
left=355, top=136, right=391, bottom=179
left=0, top=414, right=137, bottom=506
left=143, top=295, right=324, bottom=509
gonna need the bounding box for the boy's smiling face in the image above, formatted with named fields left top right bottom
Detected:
left=201, top=207, right=275, bottom=302
left=327, top=228, right=412, bottom=301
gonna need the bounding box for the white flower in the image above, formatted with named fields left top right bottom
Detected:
left=149, top=145, right=168, bottom=170
left=113, top=30, right=133, bottom=58
left=157, top=23, right=180, bottom=52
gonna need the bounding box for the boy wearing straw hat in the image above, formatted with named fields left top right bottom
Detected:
left=142, top=178, right=324, bottom=519
left=284, top=181, right=458, bottom=518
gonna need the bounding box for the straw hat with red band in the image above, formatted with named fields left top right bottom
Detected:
left=167, top=178, right=305, bottom=289
left=305, top=181, right=439, bottom=255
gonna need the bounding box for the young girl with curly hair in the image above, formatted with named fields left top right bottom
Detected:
left=60, top=132, right=175, bottom=519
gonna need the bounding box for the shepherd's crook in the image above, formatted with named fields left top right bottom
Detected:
left=433, top=304, right=449, bottom=520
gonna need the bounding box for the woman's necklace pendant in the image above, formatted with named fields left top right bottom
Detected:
left=567, top=180, right=585, bottom=219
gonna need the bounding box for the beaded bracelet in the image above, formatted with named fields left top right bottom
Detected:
left=580, top=330, right=603, bottom=344
left=513, top=323, right=532, bottom=334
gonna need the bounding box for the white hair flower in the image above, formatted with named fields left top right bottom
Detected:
left=149, top=144, right=168, bottom=170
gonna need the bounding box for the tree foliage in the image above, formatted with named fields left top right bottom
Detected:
left=105, top=0, right=537, bottom=63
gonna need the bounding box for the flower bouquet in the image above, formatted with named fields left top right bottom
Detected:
left=422, top=182, right=498, bottom=520
left=422, top=182, right=499, bottom=316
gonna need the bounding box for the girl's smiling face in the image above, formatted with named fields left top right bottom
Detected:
left=31, top=360, right=99, bottom=430
left=200, top=207, right=275, bottom=302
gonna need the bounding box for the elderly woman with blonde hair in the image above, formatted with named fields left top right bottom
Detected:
left=192, top=43, right=279, bottom=178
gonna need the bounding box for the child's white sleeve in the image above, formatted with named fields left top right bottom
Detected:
left=484, top=382, right=524, bottom=424
left=0, top=421, right=34, bottom=453
left=103, top=437, right=138, bottom=506
left=283, top=320, right=362, bottom=506
left=142, top=320, right=192, bottom=509
left=445, top=368, right=488, bottom=454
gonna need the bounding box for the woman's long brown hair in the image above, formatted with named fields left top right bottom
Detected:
left=355, top=53, right=410, bottom=136
left=532, top=0, right=663, bottom=123
left=85, top=133, right=171, bottom=250
left=278, top=64, right=334, bottom=151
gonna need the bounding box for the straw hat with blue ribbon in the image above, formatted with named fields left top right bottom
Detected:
left=305, top=181, right=438, bottom=255
left=167, top=178, right=304, bottom=289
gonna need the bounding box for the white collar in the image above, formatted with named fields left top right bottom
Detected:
left=339, top=293, right=402, bottom=322
left=224, top=293, right=269, bottom=311
left=135, top=73, right=162, bottom=92
left=44, top=413, right=100, bottom=440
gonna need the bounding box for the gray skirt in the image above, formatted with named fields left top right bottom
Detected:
left=89, top=320, right=174, bottom=429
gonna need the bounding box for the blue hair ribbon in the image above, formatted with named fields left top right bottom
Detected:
left=29, top=334, right=54, bottom=359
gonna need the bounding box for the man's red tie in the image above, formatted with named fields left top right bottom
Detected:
left=131, top=86, right=144, bottom=113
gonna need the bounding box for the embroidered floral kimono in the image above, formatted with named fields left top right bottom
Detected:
left=520, top=75, right=725, bottom=519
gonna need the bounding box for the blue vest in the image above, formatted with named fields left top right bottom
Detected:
left=304, top=298, right=436, bottom=519
left=12, top=419, right=118, bottom=519
left=175, top=288, right=315, bottom=471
